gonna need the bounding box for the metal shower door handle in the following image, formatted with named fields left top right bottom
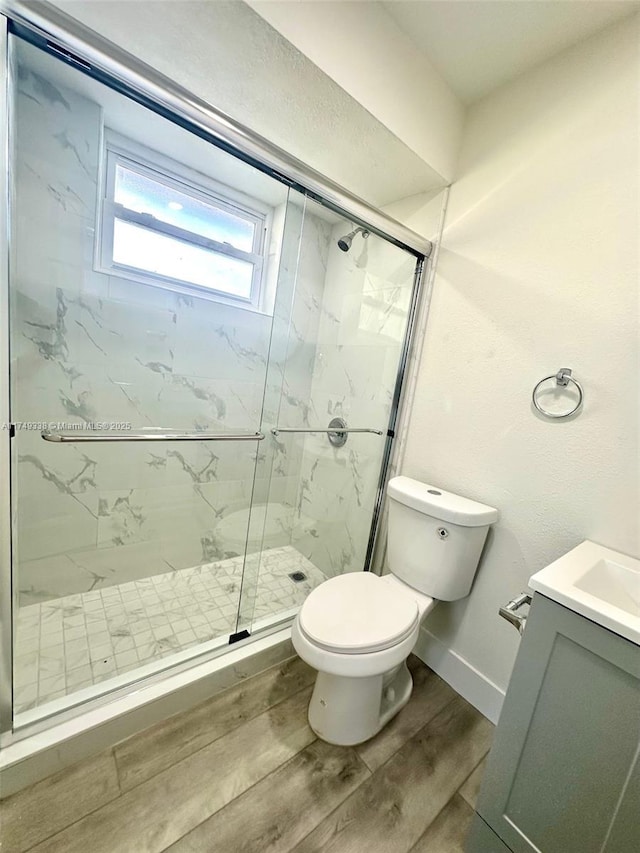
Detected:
left=41, top=430, right=265, bottom=443
left=271, top=417, right=383, bottom=449
left=499, top=592, right=532, bottom=635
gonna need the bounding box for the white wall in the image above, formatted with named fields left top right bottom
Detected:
left=248, top=0, right=464, bottom=182
left=402, top=14, right=639, bottom=721
left=53, top=0, right=445, bottom=206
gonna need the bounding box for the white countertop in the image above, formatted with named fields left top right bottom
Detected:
left=529, top=540, right=640, bottom=646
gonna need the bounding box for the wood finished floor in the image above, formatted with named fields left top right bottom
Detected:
left=0, top=655, right=493, bottom=853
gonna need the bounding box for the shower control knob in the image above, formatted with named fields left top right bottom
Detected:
left=437, top=527, right=449, bottom=539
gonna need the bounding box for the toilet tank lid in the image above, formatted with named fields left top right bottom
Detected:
left=387, top=477, right=499, bottom=527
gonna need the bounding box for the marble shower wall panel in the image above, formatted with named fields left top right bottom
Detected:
left=289, top=436, right=386, bottom=577
left=10, top=55, right=296, bottom=605
left=238, top=199, right=330, bottom=628
left=275, top=207, right=331, bottom=430
left=257, top=201, right=329, bottom=435
left=12, top=63, right=106, bottom=310
left=311, top=228, right=415, bottom=431
left=12, top=61, right=104, bottom=602
left=268, top=206, right=329, bottom=546
left=290, top=220, right=418, bottom=577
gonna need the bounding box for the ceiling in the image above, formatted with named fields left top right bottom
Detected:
left=383, top=0, right=639, bottom=103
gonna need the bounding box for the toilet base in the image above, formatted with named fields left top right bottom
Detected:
left=307, top=661, right=413, bottom=746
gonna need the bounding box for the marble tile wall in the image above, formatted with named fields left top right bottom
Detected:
left=11, top=51, right=328, bottom=607
left=238, top=196, right=329, bottom=628
left=288, top=220, right=419, bottom=577
left=10, top=42, right=417, bottom=628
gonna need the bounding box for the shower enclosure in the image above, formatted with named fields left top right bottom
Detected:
left=0, top=3, right=432, bottom=737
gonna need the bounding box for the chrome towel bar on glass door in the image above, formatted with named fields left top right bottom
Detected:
left=41, top=430, right=265, bottom=443
left=271, top=418, right=383, bottom=449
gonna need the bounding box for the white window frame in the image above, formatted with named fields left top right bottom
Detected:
left=95, top=131, right=271, bottom=312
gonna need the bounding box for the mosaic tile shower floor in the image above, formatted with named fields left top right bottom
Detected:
left=14, top=545, right=326, bottom=715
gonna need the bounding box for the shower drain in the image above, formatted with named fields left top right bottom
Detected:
left=288, top=571, right=308, bottom=583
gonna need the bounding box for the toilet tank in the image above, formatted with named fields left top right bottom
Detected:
left=387, top=477, right=499, bottom=601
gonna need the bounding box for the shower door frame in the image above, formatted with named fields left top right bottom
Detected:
left=0, top=0, right=435, bottom=740
left=0, top=15, right=13, bottom=737
left=1, top=1, right=431, bottom=257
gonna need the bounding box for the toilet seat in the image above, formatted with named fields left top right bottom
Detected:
left=298, top=572, right=419, bottom=654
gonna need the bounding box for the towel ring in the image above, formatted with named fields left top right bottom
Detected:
left=532, top=368, right=584, bottom=419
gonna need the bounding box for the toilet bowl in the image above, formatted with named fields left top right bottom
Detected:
left=292, top=572, right=436, bottom=745
left=292, top=477, right=499, bottom=745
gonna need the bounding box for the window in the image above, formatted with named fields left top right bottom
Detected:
left=97, top=133, right=269, bottom=310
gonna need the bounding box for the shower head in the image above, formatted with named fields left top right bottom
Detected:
left=337, top=227, right=370, bottom=252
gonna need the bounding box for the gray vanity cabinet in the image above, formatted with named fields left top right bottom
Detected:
left=467, top=593, right=640, bottom=853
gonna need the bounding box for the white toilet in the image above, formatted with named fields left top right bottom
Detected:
left=291, top=476, right=499, bottom=745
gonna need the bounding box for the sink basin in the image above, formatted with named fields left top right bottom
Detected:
left=575, top=558, right=640, bottom=616
left=529, top=541, right=640, bottom=645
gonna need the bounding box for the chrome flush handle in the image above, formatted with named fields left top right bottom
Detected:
left=499, top=592, right=532, bottom=635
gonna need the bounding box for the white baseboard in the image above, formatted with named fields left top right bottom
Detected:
left=413, top=627, right=505, bottom=725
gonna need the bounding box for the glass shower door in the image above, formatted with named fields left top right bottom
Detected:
left=8, top=34, right=298, bottom=720
left=240, top=192, right=422, bottom=631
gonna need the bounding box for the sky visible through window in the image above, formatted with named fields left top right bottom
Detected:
left=114, top=164, right=256, bottom=251
left=113, top=220, right=254, bottom=298
left=111, top=163, right=258, bottom=299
